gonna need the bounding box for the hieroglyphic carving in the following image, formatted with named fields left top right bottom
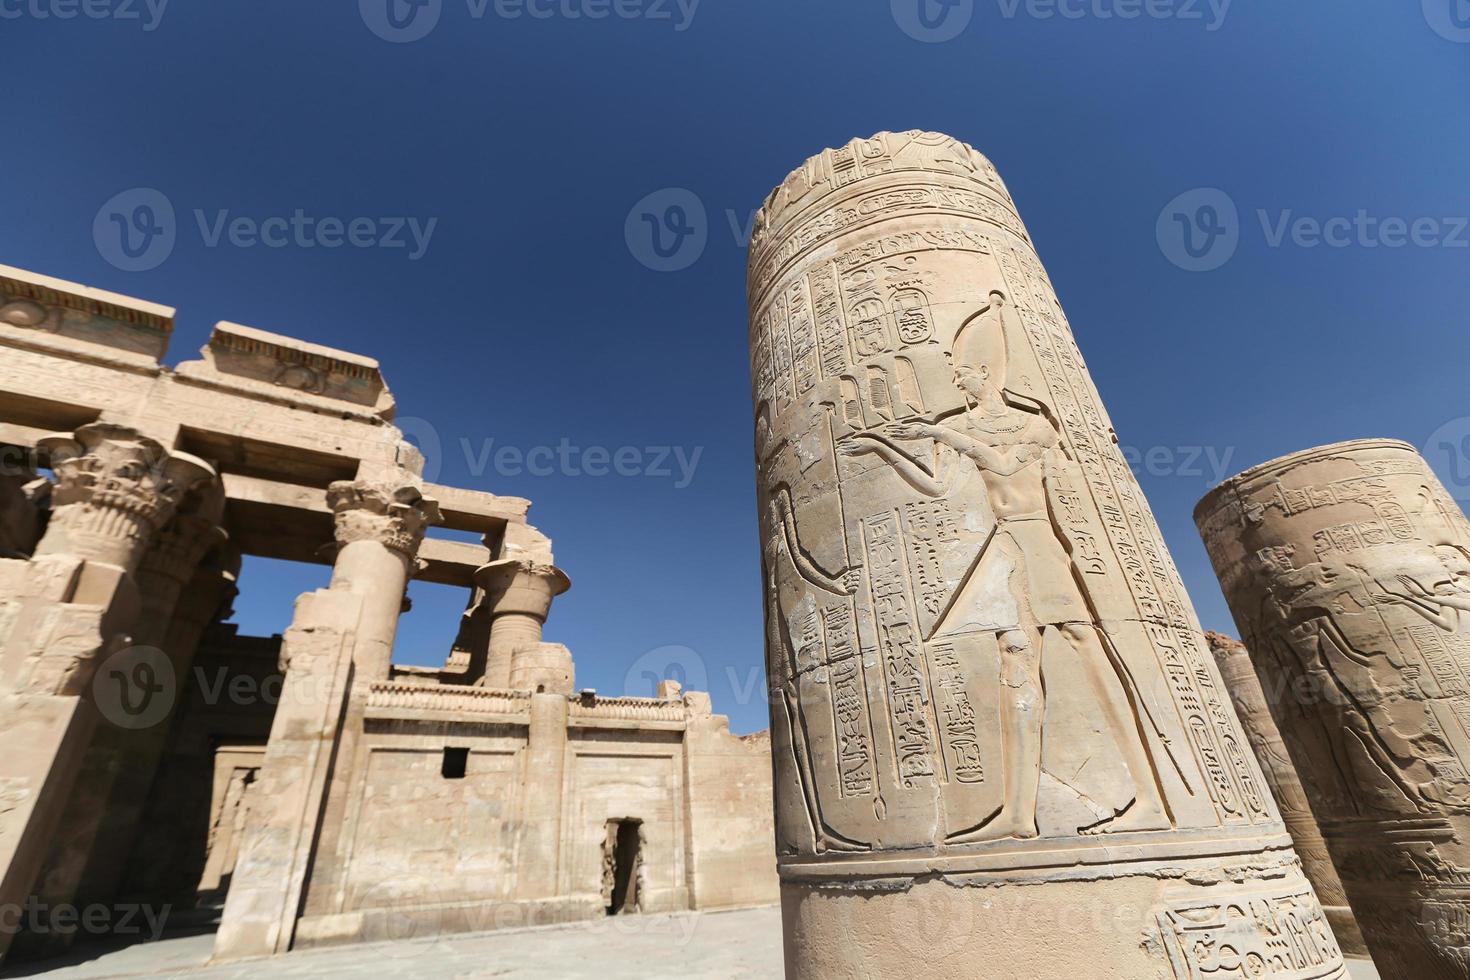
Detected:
left=751, top=131, right=1288, bottom=859
left=750, top=132, right=1339, bottom=979
left=1209, top=632, right=1370, bottom=957
left=1198, top=439, right=1470, bottom=976
left=1154, top=882, right=1344, bottom=980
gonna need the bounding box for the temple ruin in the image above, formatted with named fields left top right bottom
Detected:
left=0, top=263, right=777, bottom=964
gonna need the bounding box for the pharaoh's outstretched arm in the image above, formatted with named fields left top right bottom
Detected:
left=841, top=434, right=948, bottom=497
left=1370, top=580, right=1459, bottom=631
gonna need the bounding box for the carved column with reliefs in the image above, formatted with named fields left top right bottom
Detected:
left=475, top=558, right=571, bottom=691
left=1206, top=632, right=1370, bottom=959
left=748, top=132, right=1345, bottom=979
left=214, top=476, right=438, bottom=961
left=1198, top=439, right=1470, bottom=979
left=0, top=423, right=215, bottom=963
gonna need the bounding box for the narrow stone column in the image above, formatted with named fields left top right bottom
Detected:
left=0, top=454, right=46, bottom=559
left=748, top=132, right=1345, bottom=979
left=1206, top=632, right=1369, bottom=958
left=513, top=692, right=569, bottom=902
left=212, top=477, right=437, bottom=961
left=475, top=558, right=569, bottom=690
left=325, top=480, right=442, bottom=680
left=1198, top=439, right=1470, bottom=978
left=0, top=424, right=214, bottom=963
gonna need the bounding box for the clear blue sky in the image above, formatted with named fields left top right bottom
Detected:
left=5, top=2, right=1468, bottom=733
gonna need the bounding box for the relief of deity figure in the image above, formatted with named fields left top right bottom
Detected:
left=1371, top=544, right=1470, bottom=633
left=841, top=292, right=1172, bottom=840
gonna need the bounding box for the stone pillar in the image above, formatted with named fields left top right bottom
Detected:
left=514, top=692, right=568, bottom=901
left=0, top=424, right=214, bottom=962
left=213, top=477, right=437, bottom=961
left=1197, top=439, right=1470, bottom=978
left=475, top=558, right=570, bottom=690
left=18, top=489, right=229, bottom=959
left=748, top=132, right=1345, bottom=979
left=325, top=480, right=442, bottom=679
left=1206, top=632, right=1369, bottom=958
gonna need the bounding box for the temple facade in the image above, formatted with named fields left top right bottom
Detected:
left=0, top=264, right=777, bottom=964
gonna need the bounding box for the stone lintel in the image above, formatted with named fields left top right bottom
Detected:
left=0, top=263, right=174, bottom=363
left=220, top=473, right=488, bottom=585
left=175, top=321, right=395, bottom=420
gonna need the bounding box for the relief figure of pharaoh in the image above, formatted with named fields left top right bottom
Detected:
left=842, top=292, right=1171, bottom=840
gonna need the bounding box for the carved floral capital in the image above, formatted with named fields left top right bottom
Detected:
left=35, top=424, right=217, bottom=570
left=326, top=479, right=441, bottom=560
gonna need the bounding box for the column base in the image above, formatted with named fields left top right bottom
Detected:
left=779, top=869, right=1349, bottom=980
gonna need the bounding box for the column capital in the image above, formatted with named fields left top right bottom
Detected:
left=35, top=423, right=217, bottom=571
left=474, top=558, right=570, bottom=619
left=326, top=479, right=441, bottom=561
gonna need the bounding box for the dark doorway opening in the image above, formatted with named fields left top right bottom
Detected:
left=441, top=746, right=469, bottom=779
left=604, top=819, right=643, bottom=916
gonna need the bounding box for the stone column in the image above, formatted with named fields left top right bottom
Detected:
left=1197, top=439, right=1470, bottom=978
left=475, top=558, right=570, bottom=690
left=0, top=424, right=214, bottom=962
left=213, top=477, right=437, bottom=961
left=748, top=132, right=1345, bottom=979
left=325, top=480, right=441, bottom=679
left=1206, top=632, right=1369, bottom=958
left=18, top=492, right=229, bottom=959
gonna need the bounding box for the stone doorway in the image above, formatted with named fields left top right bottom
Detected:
left=602, top=819, right=644, bottom=916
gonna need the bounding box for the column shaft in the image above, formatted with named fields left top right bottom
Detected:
left=749, top=131, right=1345, bottom=979
left=1198, top=439, right=1470, bottom=978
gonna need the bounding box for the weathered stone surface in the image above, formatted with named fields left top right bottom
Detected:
left=750, top=131, right=1344, bottom=978
left=0, top=264, right=779, bottom=967
left=1198, top=439, right=1470, bottom=979
left=1208, top=631, right=1370, bottom=958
